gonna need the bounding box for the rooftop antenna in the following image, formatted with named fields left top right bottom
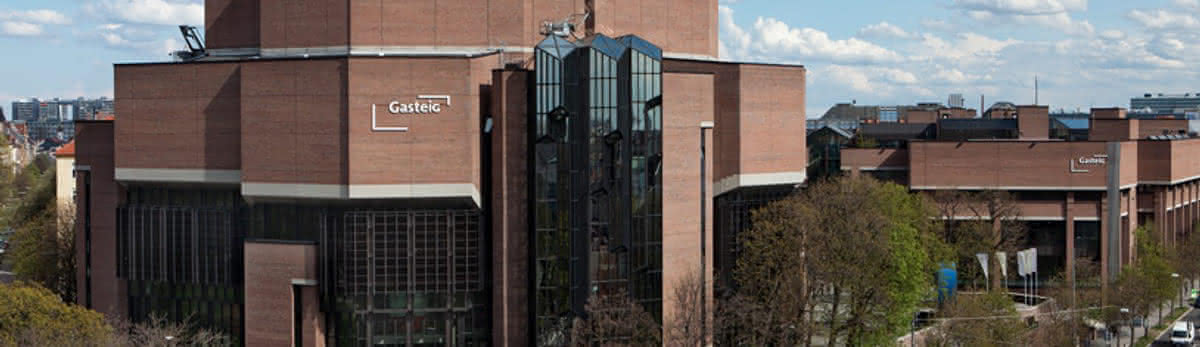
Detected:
left=1034, top=75, right=1039, bottom=105
left=540, top=12, right=591, bottom=40
left=172, top=25, right=206, bottom=61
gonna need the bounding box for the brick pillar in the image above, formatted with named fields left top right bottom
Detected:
left=1065, top=192, right=1076, bottom=285
left=1156, top=189, right=1167, bottom=245
left=1125, top=190, right=1135, bottom=264
left=1100, top=194, right=1109, bottom=284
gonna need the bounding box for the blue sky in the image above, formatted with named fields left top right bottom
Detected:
left=1, top=0, right=1199, bottom=119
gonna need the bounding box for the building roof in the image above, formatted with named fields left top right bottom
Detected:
left=938, top=119, right=1018, bottom=140
left=54, top=140, right=75, bottom=157
left=859, top=123, right=936, bottom=141
left=939, top=119, right=1017, bottom=130
left=811, top=125, right=854, bottom=139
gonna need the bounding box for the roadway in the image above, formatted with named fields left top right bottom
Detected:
left=1152, top=307, right=1200, bottom=346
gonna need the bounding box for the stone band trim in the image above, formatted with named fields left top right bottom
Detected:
left=115, top=168, right=241, bottom=184
left=242, top=182, right=482, bottom=207
left=714, top=171, right=807, bottom=197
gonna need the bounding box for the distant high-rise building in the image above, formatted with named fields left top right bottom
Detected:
left=948, top=93, right=965, bottom=108
left=1131, top=93, right=1200, bottom=114
left=9, top=97, right=115, bottom=121
left=11, top=99, right=38, bottom=121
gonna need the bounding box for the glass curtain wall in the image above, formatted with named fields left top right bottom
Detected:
left=117, top=186, right=245, bottom=343
left=531, top=34, right=663, bottom=345
left=321, top=209, right=488, bottom=347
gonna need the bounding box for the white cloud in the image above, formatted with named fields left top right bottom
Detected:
left=719, top=6, right=904, bottom=64
left=1099, top=29, right=1124, bottom=40
left=858, top=21, right=915, bottom=39
left=953, top=0, right=1093, bottom=36
left=1, top=22, right=44, bottom=37
left=1128, top=9, right=1200, bottom=30
left=88, top=0, right=203, bottom=26
left=0, top=9, right=70, bottom=25
left=92, top=23, right=181, bottom=57
left=920, top=19, right=956, bottom=32
left=1173, top=0, right=1200, bottom=11
left=953, top=0, right=1088, bottom=15
left=915, top=32, right=1021, bottom=64
left=817, top=65, right=921, bottom=94
left=752, top=17, right=905, bottom=63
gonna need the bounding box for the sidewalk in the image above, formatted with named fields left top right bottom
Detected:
left=1090, top=282, right=1195, bottom=347
left=1091, top=302, right=1180, bottom=346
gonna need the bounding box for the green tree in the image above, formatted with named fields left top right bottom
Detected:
left=932, top=190, right=1027, bottom=291
left=9, top=203, right=75, bottom=301
left=0, top=282, right=112, bottom=346
left=1112, top=226, right=1177, bottom=338
left=734, top=176, right=943, bottom=345
left=926, top=292, right=1027, bottom=347
left=4, top=162, right=75, bottom=302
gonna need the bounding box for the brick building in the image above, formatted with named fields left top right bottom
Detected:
left=73, top=0, right=807, bottom=346
left=842, top=105, right=1200, bottom=287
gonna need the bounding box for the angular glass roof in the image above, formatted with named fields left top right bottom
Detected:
left=1052, top=118, right=1090, bottom=130
left=536, top=35, right=577, bottom=59
left=577, top=34, right=626, bottom=59
left=617, top=35, right=662, bottom=60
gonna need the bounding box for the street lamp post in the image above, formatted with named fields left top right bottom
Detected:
left=699, top=120, right=713, bottom=344
left=1120, top=307, right=1131, bottom=347
left=1174, top=273, right=1182, bottom=310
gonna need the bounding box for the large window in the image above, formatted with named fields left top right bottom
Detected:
left=322, top=209, right=487, bottom=347
left=118, top=186, right=244, bottom=343
left=713, top=186, right=797, bottom=290
left=532, top=34, right=663, bottom=345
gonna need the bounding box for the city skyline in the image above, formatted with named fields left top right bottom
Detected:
left=0, top=0, right=1199, bottom=118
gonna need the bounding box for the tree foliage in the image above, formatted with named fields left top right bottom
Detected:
left=926, top=292, right=1027, bottom=347
left=570, top=289, right=661, bottom=346
left=4, top=162, right=75, bottom=301
left=0, top=282, right=112, bottom=346
left=931, top=190, right=1027, bottom=291
left=1111, top=226, right=1177, bottom=338
left=733, top=176, right=943, bottom=345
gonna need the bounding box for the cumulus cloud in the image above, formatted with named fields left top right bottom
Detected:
left=1, top=21, right=43, bottom=37
left=858, top=21, right=915, bottom=39
left=920, top=19, right=956, bottom=32
left=91, top=23, right=181, bottom=57
left=0, top=9, right=70, bottom=25
left=953, top=0, right=1088, bottom=15
left=1128, top=9, right=1200, bottom=30
left=720, top=6, right=904, bottom=64
left=816, top=65, right=924, bottom=94
left=0, top=9, right=69, bottom=38
left=88, top=0, right=203, bottom=26
left=952, top=0, right=1094, bottom=36
left=1173, top=0, right=1200, bottom=11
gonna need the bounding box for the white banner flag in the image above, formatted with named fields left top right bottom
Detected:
left=977, top=253, right=990, bottom=281
left=1017, top=249, right=1028, bottom=276
left=1029, top=248, right=1038, bottom=274
left=997, top=252, right=1008, bottom=278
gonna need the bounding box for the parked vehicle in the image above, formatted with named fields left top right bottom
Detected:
left=1170, top=321, right=1195, bottom=346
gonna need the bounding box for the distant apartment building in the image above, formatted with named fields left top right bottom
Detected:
left=18, top=119, right=73, bottom=143
left=809, top=101, right=976, bottom=130
left=1132, top=93, right=1200, bottom=115
left=10, top=97, right=114, bottom=121
left=11, top=99, right=37, bottom=121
